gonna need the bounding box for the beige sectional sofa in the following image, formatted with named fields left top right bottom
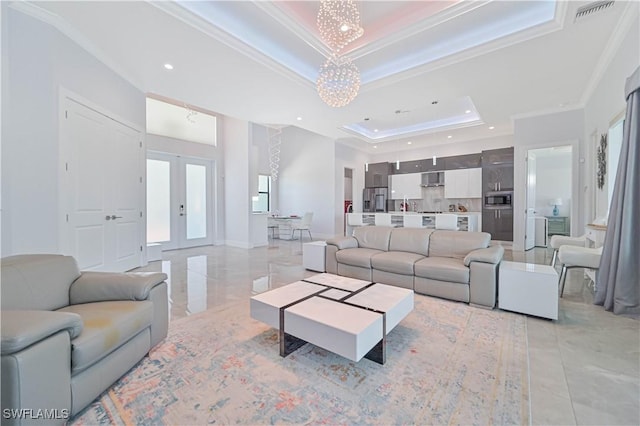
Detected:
left=325, top=226, right=504, bottom=308
left=1, top=254, right=169, bottom=424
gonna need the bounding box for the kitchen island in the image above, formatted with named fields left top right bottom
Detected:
left=345, top=212, right=481, bottom=236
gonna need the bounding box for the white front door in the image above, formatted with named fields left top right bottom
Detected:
left=147, top=152, right=213, bottom=250
left=61, top=98, right=144, bottom=272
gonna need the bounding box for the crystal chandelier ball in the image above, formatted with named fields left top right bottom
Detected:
left=317, top=0, right=364, bottom=52
left=316, top=56, right=361, bottom=108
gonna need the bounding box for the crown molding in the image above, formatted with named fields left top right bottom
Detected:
left=361, top=14, right=564, bottom=92
left=9, top=1, right=144, bottom=92
left=149, top=1, right=314, bottom=90
left=510, top=104, right=584, bottom=123
left=579, top=1, right=639, bottom=105
left=252, top=2, right=332, bottom=59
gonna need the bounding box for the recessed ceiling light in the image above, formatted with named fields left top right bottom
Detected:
left=373, top=145, right=377, bottom=149
left=489, top=126, right=495, bottom=130
left=447, top=135, right=452, bottom=139
left=164, top=63, right=174, bottom=70
left=465, top=110, right=471, bottom=114
left=373, top=129, right=379, bottom=132
left=296, top=117, right=302, bottom=121
left=407, top=141, right=412, bottom=145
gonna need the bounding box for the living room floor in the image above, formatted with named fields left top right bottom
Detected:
left=135, top=239, right=639, bottom=426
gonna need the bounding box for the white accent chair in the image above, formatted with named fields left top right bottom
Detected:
left=435, top=214, right=459, bottom=230
left=549, top=234, right=586, bottom=267
left=557, top=245, right=602, bottom=297
left=291, top=212, right=313, bottom=241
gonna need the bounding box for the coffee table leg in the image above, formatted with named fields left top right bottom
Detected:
left=279, top=306, right=307, bottom=358
left=364, top=313, right=387, bottom=365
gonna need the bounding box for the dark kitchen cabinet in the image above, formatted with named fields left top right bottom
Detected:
left=482, top=209, right=513, bottom=241
left=482, top=165, right=514, bottom=192
left=482, top=147, right=514, bottom=166
left=444, top=153, right=482, bottom=170
left=482, top=147, right=514, bottom=192
left=397, top=159, right=426, bottom=174
left=365, top=162, right=391, bottom=187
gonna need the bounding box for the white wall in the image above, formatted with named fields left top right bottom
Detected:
left=583, top=8, right=639, bottom=222
left=1, top=6, right=145, bottom=255
left=221, top=117, right=251, bottom=247
left=278, top=126, right=336, bottom=239
left=513, top=109, right=583, bottom=250
left=535, top=152, right=573, bottom=217
left=334, top=143, right=369, bottom=237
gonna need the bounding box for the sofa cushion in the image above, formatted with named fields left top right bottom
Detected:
left=389, top=228, right=433, bottom=256
left=414, top=257, right=470, bottom=284
left=336, top=248, right=384, bottom=269
left=428, top=231, right=491, bottom=260
left=1, top=254, right=80, bottom=311
left=58, top=300, right=153, bottom=374
left=353, top=226, right=392, bottom=251
left=371, top=251, right=425, bottom=275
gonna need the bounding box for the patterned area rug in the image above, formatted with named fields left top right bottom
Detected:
left=72, top=295, right=529, bottom=425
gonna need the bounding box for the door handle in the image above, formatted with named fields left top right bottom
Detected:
left=179, top=204, right=185, bottom=216
left=110, top=215, right=123, bottom=220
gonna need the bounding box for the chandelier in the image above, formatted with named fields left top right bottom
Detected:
left=317, top=0, right=364, bottom=53
left=316, top=0, right=363, bottom=108
left=316, top=55, right=361, bottom=108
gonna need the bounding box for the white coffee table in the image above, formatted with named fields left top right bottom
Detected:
left=250, top=273, right=414, bottom=364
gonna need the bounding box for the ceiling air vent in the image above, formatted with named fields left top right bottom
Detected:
left=574, top=1, right=615, bottom=22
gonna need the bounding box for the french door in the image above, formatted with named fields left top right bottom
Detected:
left=147, top=152, right=213, bottom=250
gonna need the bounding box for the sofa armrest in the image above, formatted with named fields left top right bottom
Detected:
left=464, top=245, right=504, bottom=267
left=326, top=236, right=358, bottom=250
left=69, top=271, right=168, bottom=304
left=1, top=310, right=83, bottom=355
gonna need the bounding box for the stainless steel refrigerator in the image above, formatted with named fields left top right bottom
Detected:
left=363, top=188, right=388, bottom=212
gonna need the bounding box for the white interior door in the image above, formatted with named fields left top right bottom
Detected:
left=61, top=98, right=143, bottom=272
left=525, top=152, right=537, bottom=250
left=147, top=153, right=213, bottom=250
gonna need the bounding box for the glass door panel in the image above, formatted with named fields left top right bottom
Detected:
left=186, top=164, right=207, bottom=240
left=147, top=159, right=171, bottom=243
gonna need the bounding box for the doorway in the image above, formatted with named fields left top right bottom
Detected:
left=147, top=152, right=214, bottom=250
left=344, top=168, right=354, bottom=235
left=525, top=145, right=573, bottom=250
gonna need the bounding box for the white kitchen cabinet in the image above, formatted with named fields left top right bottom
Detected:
left=444, top=168, right=482, bottom=198
left=389, top=173, right=421, bottom=199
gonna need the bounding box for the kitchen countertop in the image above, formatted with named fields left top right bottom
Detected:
left=384, top=211, right=481, bottom=215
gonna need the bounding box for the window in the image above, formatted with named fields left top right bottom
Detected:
left=252, top=175, right=271, bottom=212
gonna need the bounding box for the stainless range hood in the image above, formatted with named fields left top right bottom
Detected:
left=420, top=171, right=445, bottom=187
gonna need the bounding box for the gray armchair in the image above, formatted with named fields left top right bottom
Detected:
left=1, top=254, right=169, bottom=424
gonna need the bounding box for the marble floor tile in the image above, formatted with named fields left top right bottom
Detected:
left=133, top=242, right=639, bottom=425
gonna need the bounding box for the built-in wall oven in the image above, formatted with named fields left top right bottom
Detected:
left=484, top=191, right=513, bottom=209
left=363, top=187, right=388, bottom=212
